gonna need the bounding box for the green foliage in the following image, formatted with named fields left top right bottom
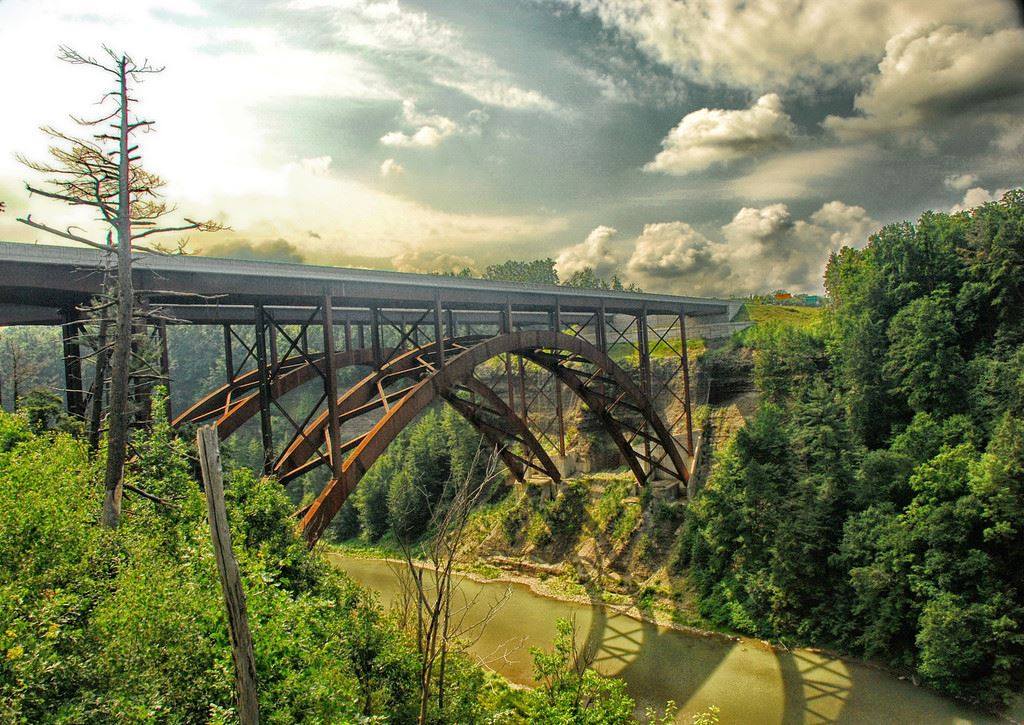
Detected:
left=532, top=481, right=589, bottom=553
left=483, top=258, right=560, bottom=285
left=883, top=289, right=966, bottom=416
left=562, top=267, right=641, bottom=292
left=344, top=405, right=488, bottom=545
left=527, top=619, right=636, bottom=724
left=687, top=190, right=1024, bottom=707
left=0, top=409, right=432, bottom=723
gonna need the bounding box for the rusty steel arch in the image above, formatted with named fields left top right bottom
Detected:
left=298, top=331, right=690, bottom=545
left=172, top=346, right=379, bottom=436
left=172, top=339, right=560, bottom=486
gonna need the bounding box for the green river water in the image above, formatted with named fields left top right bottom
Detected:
left=329, top=553, right=1021, bottom=725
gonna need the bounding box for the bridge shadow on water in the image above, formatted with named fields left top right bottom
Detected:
left=574, top=579, right=860, bottom=724
left=580, top=605, right=995, bottom=724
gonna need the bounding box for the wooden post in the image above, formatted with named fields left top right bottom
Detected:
left=196, top=426, right=261, bottom=725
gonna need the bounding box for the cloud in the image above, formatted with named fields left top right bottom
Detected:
left=290, top=0, right=559, bottom=112
left=824, top=26, right=1024, bottom=145
left=809, top=201, right=878, bottom=249
left=945, top=173, right=979, bottom=191
left=726, top=144, right=877, bottom=200
left=618, top=200, right=877, bottom=295
left=380, top=100, right=484, bottom=148
left=644, top=94, right=795, bottom=175
left=557, top=0, right=1017, bottom=91
left=200, top=238, right=306, bottom=263
left=380, top=158, right=405, bottom=176
left=627, top=222, right=720, bottom=280
left=393, top=248, right=476, bottom=274
left=950, top=186, right=1014, bottom=212
left=555, top=225, right=621, bottom=278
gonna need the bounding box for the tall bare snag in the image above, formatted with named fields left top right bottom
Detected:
left=17, top=46, right=223, bottom=527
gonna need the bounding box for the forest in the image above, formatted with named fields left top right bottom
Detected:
left=682, top=190, right=1024, bottom=707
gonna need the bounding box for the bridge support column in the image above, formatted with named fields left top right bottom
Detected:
left=370, top=308, right=382, bottom=368
left=61, top=308, right=85, bottom=418
left=433, top=293, right=445, bottom=368
left=502, top=301, right=515, bottom=411
left=253, top=303, right=274, bottom=475
left=680, top=308, right=696, bottom=500
left=552, top=300, right=566, bottom=457
left=321, top=295, right=343, bottom=480
left=222, top=324, right=235, bottom=384
left=638, top=304, right=653, bottom=481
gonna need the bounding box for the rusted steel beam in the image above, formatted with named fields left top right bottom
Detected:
left=552, top=299, right=566, bottom=457
left=462, top=377, right=560, bottom=482
left=434, top=292, right=445, bottom=369
left=173, top=347, right=378, bottom=435
left=370, top=307, right=382, bottom=368
left=638, top=304, right=653, bottom=475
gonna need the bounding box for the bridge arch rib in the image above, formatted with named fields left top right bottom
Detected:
left=297, top=331, right=690, bottom=545
left=171, top=340, right=560, bottom=487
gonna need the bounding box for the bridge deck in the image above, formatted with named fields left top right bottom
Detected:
left=0, top=241, right=737, bottom=325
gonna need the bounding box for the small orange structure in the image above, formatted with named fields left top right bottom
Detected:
left=774, top=292, right=792, bottom=301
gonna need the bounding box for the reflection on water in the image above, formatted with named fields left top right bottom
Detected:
left=330, top=554, right=1003, bottom=724
left=777, top=651, right=851, bottom=724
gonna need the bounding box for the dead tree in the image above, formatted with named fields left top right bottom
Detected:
left=393, top=447, right=511, bottom=724
left=17, top=46, right=222, bottom=528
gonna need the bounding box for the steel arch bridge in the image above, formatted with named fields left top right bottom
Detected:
left=0, top=242, right=739, bottom=544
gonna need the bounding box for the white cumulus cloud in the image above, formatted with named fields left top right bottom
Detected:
left=645, top=94, right=795, bottom=175
left=950, top=186, right=1014, bottom=212
left=555, top=225, right=621, bottom=278
left=616, top=200, right=878, bottom=296
left=379, top=158, right=405, bottom=176
left=557, top=0, right=1016, bottom=91
left=380, top=100, right=486, bottom=148
left=824, top=26, right=1024, bottom=145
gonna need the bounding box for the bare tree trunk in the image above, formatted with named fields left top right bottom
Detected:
left=101, top=57, right=133, bottom=529
left=16, top=45, right=223, bottom=526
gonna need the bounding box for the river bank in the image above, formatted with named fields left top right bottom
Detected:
left=327, top=546, right=1019, bottom=724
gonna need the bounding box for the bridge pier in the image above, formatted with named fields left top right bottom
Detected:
left=60, top=307, right=85, bottom=418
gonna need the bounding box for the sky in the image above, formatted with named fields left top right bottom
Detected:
left=1, top=0, right=1022, bottom=296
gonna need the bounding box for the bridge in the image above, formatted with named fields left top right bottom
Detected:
left=0, top=241, right=739, bottom=543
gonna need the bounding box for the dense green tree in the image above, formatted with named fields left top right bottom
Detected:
left=483, top=258, right=559, bottom=285
left=388, top=409, right=451, bottom=542
left=883, top=289, right=967, bottom=416
left=688, top=190, right=1024, bottom=707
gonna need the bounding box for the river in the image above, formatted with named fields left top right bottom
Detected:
left=329, top=553, right=1020, bottom=724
